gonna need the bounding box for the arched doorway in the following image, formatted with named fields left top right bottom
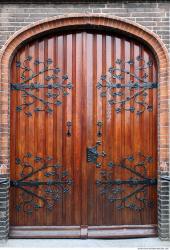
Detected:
left=0, top=15, right=168, bottom=239
left=10, top=28, right=158, bottom=238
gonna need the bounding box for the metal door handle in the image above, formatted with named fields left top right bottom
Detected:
left=66, top=121, right=72, bottom=137
left=87, top=141, right=106, bottom=168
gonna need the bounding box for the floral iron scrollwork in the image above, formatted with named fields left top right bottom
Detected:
left=97, top=56, right=158, bottom=115
left=96, top=152, right=157, bottom=211
left=11, top=56, right=73, bottom=117
left=10, top=153, right=72, bottom=215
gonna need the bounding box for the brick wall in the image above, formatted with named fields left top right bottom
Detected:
left=0, top=178, right=9, bottom=241
left=0, top=1, right=169, bottom=51
left=0, top=0, right=169, bottom=241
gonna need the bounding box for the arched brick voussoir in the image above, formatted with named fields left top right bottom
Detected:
left=0, top=14, right=169, bottom=68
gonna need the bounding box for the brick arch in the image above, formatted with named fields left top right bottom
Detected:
left=0, top=14, right=169, bottom=239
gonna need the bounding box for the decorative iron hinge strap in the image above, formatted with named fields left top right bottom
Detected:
left=11, top=153, right=73, bottom=214
left=97, top=82, right=158, bottom=89
left=10, top=180, right=72, bottom=187
left=11, top=83, right=73, bottom=90
left=96, top=178, right=157, bottom=186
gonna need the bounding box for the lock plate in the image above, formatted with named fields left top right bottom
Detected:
left=87, top=141, right=106, bottom=168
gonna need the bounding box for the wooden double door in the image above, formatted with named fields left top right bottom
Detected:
left=10, top=29, right=158, bottom=238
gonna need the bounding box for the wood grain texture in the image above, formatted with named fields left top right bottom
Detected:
left=10, top=29, right=158, bottom=237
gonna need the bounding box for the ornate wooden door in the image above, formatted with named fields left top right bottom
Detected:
left=10, top=29, right=158, bottom=238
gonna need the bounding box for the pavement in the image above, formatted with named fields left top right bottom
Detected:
left=0, top=238, right=170, bottom=248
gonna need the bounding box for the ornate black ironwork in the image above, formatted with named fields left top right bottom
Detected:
left=96, top=152, right=157, bottom=211
left=10, top=153, right=72, bottom=215
left=97, top=56, right=158, bottom=115
left=11, top=56, right=73, bottom=117
left=97, top=121, right=103, bottom=137
left=66, top=121, right=72, bottom=137
left=87, top=141, right=106, bottom=168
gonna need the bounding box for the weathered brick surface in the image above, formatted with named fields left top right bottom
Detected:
left=0, top=179, right=9, bottom=240
left=0, top=1, right=169, bottom=50
left=0, top=0, right=169, bottom=242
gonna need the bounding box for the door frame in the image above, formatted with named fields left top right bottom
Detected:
left=0, top=14, right=169, bottom=239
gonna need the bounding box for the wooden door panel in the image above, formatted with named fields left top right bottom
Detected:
left=10, top=33, right=83, bottom=226
left=86, top=33, right=157, bottom=226
left=10, top=30, right=157, bottom=236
